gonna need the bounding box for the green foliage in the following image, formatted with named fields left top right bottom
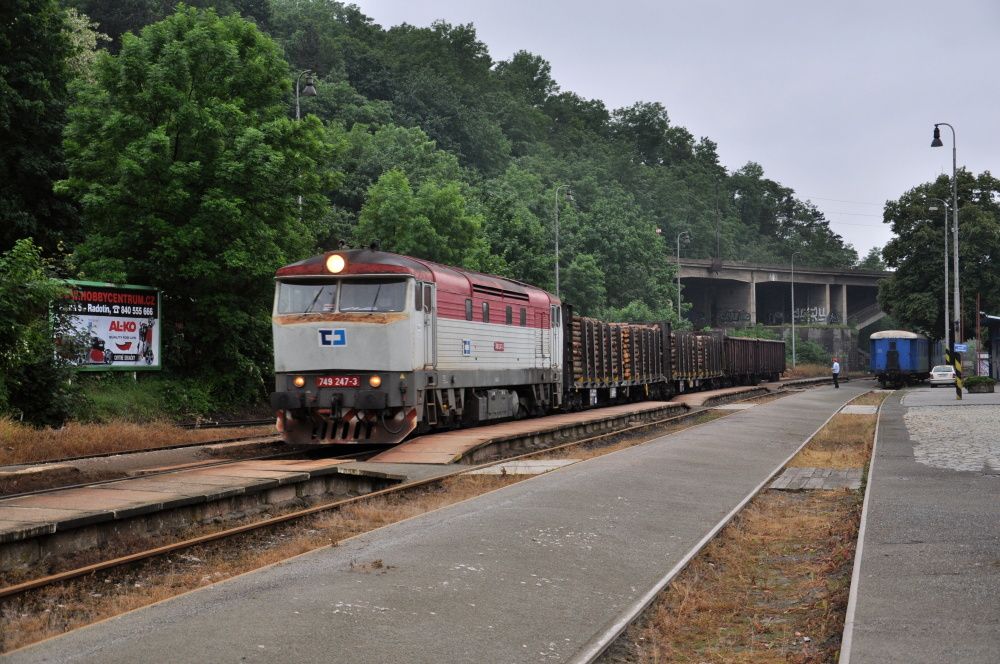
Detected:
left=562, top=254, right=606, bottom=315
left=857, top=245, right=885, bottom=271
left=0, top=0, right=80, bottom=254
left=354, top=169, right=492, bottom=270
left=75, top=372, right=218, bottom=422
left=879, top=171, right=1000, bottom=339
left=0, top=239, right=76, bottom=425
left=729, top=324, right=779, bottom=340
left=59, top=6, right=340, bottom=397
left=963, top=375, right=995, bottom=388
left=791, top=338, right=830, bottom=366
left=598, top=300, right=674, bottom=324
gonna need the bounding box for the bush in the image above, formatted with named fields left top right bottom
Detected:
left=963, top=375, right=995, bottom=388
left=75, top=373, right=220, bottom=423
left=789, top=339, right=830, bottom=366
left=0, top=239, right=77, bottom=426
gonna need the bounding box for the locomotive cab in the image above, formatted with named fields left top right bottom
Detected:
left=271, top=253, right=433, bottom=444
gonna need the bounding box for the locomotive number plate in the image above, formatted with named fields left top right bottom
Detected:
left=316, top=375, right=360, bottom=388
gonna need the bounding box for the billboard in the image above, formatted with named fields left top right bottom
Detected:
left=56, top=280, right=162, bottom=371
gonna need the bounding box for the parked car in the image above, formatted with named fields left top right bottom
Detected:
left=929, top=365, right=956, bottom=386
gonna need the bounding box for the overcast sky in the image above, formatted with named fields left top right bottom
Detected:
left=353, top=0, right=998, bottom=258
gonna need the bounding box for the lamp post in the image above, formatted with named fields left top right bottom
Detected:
left=676, top=230, right=690, bottom=318
left=295, top=71, right=318, bottom=219
left=932, top=123, right=962, bottom=399
left=927, top=198, right=950, bottom=351
left=295, top=70, right=317, bottom=121
left=552, top=185, right=573, bottom=299
left=791, top=252, right=800, bottom=368
left=931, top=123, right=959, bottom=344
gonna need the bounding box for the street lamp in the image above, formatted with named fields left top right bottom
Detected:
left=791, top=252, right=800, bottom=368
left=552, top=185, right=573, bottom=299
left=294, top=71, right=318, bottom=220
left=927, top=198, right=950, bottom=350
left=931, top=123, right=960, bottom=345
left=295, top=70, right=317, bottom=120
left=676, top=230, right=690, bottom=318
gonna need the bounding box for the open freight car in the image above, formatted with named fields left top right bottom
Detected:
left=563, top=312, right=673, bottom=408
left=724, top=336, right=786, bottom=384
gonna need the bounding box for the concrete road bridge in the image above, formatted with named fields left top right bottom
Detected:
left=679, top=258, right=889, bottom=329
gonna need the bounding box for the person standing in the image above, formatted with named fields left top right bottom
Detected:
left=831, top=357, right=841, bottom=388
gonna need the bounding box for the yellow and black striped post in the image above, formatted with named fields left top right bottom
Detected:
left=946, top=348, right=963, bottom=400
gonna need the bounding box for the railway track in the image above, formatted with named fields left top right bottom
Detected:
left=2, top=431, right=281, bottom=470
left=0, top=390, right=788, bottom=602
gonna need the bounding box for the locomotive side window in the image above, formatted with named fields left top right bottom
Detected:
left=505, top=305, right=512, bottom=325
left=465, top=299, right=473, bottom=320
left=277, top=281, right=337, bottom=314
left=482, top=302, right=490, bottom=323
left=414, top=282, right=423, bottom=311
left=339, top=278, right=406, bottom=312
left=519, top=307, right=526, bottom=326
left=423, top=284, right=432, bottom=311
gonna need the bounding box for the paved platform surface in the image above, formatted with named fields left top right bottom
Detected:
left=369, top=401, right=682, bottom=464
left=0, top=459, right=355, bottom=544
left=841, top=387, right=1000, bottom=663
left=3, top=384, right=864, bottom=664
left=770, top=466, right=863, bottom=490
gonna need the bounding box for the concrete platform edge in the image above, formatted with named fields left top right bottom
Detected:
left=836, top=391, right=886, bottom=664
left=570, top=394, right=850, bottom=663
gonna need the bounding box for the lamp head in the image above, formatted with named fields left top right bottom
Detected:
left=303, top=77, right=318, bottom=97
left=928, top=205, right=940, bottom=212
left=931, top=125, right=943, bottom=148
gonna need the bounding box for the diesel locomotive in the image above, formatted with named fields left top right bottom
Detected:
left=270, top=248, right=785, bottom=446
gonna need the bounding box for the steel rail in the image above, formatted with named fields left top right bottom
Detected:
left=0, top=390, right=791, bottom=601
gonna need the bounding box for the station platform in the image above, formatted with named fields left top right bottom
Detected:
left=840, top=387, right=1000, bottom=664
left=369, top=401, right=681, bottom=464
left=4, top=384, right=864, bottom=663
left=0, top=458, right=384, bottom=546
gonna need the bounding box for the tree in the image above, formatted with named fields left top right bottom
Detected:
left=354, top=170, right=492, bottom=270
left=878, top=171, right=1000, bottom=338
left=59, top=6, right=339, bottom=397
left=63, top=8, right=111, bottom=84
left=0, top=239, right=75, bottom=425
left=857, top=246, right=885, bottom=271
left=0, top=0, right=79, bottom=253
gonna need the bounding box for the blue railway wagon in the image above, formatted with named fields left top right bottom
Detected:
left=870, top=330, right=930, bottom=386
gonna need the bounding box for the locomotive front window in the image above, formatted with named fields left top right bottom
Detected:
left=339, top=279, right=407, bottom=312
left=277, top=281, right=338, bottom=314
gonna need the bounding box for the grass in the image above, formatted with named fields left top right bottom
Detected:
left=0, top=419, right=274, bottom=466
left=601, top=403, right=881, bottom=663
left=782, top=363, right=831, bottom=379
left=606, top=490, right=861, bottom=663
left=788, top=414, right=873, bottom=469
left=848, top=391, right=890, bottom=407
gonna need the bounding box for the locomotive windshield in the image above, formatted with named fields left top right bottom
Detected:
left=277, top=282, right=337, bottom=314
left=339, top=278, right=406, bottom=312
left=277, top=278, right=407, bottom=314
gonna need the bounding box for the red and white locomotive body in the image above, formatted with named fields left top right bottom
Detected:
left=271, top=249, right=562, bottom=445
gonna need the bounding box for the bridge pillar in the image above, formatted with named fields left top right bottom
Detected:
left=841, top=284, right=848, bottom=322
left=825, top=284, right=831, bottom=321
left=749, top=272, right=757, bottom=325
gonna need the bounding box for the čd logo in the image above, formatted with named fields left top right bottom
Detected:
left=318, top=329, right=347, bottom=347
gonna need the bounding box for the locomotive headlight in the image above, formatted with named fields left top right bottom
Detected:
left=368, top=375, right=382, bottom=388
left=293, top=376, right=306, bottom=388
left=326, top=254, right=346, bottom=274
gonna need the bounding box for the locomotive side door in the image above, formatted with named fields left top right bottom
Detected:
left=421, top=282, right=436, bottom=369
left=549, top=305, right=561, bottom=371
left=535, top=310, right=550, bottom=365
